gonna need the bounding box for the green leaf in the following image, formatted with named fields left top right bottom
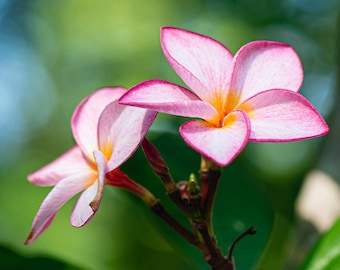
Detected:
left=301, top=218, right=340, bottom=270
left=0, top=245, right=81, bottom=270
left=213, top=155, right=274, bottom=269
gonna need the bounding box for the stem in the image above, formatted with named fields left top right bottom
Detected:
left=226, top=226, right=257, bottom=264
left=168, top=188, right=192, bottom=216
left=200, top=157, right=222, bottom=235
left=195, top=223, right=233, bottom=270
left=150, top=201, right=199, bottom=247
left=196, top=223, right=220, bottom=258
left=202, top=169, right=222, bottom=219
left=106, top=168, right=158, bottom=207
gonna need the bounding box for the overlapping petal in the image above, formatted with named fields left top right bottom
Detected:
left=71, top=87, right=127, bottom=162
left=230, top=41, right=303, bottom=104
left=238, top=89, right=330, bottom=141
left=161, top=27, right=234, bottom=102
left=179, top=111, right=250, bottom=166
left=70, top=151, right=107, bottom=227
left=24, top=171, right=96, bottom=245
left=28, top=146, right=92, bottom=186
left=119, top=79, right=217, bottom=120
left=99, top=99, right=157, bottom=170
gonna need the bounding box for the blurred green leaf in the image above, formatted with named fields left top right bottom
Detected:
left=301, top=218, right=340, bottom=270
left=0, top=245, right=81, bottom=270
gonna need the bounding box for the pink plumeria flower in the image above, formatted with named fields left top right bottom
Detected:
left=25, top=87, right=156, bottom=244
left=120, top=27, right=329, bottom=166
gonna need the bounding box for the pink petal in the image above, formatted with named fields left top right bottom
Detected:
left=119, top=79, right=217, bottom=120
left=25, top=213, right=56, bottom=245
left=230, top=41, right=303, bottom=104
left=71, top=87, right=127, bottom=162
left=28, top=146, right=93, bottom=186
left=179, top=111, right=250, bottom=166
left=161, top=27, right=234, bottom=102
left=99, top=100, right=157, bottom=170
left=238, top=89, right=329, bottom=141
left=70, top=151, right=107, bottom=227
left=24, top=171, right=96, bottom=245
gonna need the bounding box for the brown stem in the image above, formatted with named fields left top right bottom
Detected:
left=202, top=169, right=222, bottom=218
left=201, top=167, right=222, bottom=236
left=168, top=188, right=192, bottom=216
left=195, top=223, right=233, bottom=270
left=226, top=226, right=257, bottom=263
left=150, top=201, right=199, bottom=247
left=200, top=157, right=222, bottom=217
left=196, top=223, right=220, bottom=258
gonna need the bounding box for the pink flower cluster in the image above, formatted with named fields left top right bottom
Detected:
left=25, top=27, right=328, bottom=244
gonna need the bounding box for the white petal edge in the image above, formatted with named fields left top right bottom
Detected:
left=238, top=89, right=329, bottom=141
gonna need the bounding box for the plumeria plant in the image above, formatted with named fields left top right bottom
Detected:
left=26, top=27, right=329, bottom=269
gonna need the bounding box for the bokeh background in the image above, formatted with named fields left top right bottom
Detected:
left=0, top=0, right=339, bottom=269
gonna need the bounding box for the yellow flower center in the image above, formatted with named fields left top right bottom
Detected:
left=205, top=89, right=253, bottom=128
left=100, top=142, right=113, bottom=163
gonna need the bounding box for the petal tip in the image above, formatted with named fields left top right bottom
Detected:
left=24, top=230, right=35, bottom=245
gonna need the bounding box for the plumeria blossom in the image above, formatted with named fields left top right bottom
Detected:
left=25, top=87, right=156, bottom=245
left=120, top=27, right=329, bottom=166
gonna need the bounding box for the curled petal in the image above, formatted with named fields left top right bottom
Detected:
left=28, top=146, right=92, bottom=186
left=179, top=111, right=250, bottom=166
left=230, top=41, right=303, bottom=104
left=71, top=87, right=127, bottom=162
left=99, top=98, right=157, bottom=170
left=24, top=172, right=96, bottom=245
left=161, top=27, right=234, bottom=102
left=119, top=79, right=217, bottom=120
left=71, top=151, right=107, bottom=227
left=238, top=89, right=330, bottom=141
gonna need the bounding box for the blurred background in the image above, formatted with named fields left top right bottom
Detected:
left=0, top=0, right=339, bottom=269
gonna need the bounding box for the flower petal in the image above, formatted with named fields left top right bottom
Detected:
left=179, top=111, right=250, bottom=166
left=28, top=146, right=92, bottom=186
left=71, top=87, right=127, bottom=162
left=70, top=150, right=107, bottom=227
left=119, top=79, right=217, bottom=120
left=238, top=89, right=329, bottom=141
left=230, top=41, right=303, bottom=104
left=99, top=99, right=157, bottom=170
left=161, top=27, right=234, bottom=102
left=24, top=171, right=95, bottom=245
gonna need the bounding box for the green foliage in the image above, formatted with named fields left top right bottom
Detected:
left=301, top=218, right=340, bottom=270
left=0, top=245, right=80, bottom=270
